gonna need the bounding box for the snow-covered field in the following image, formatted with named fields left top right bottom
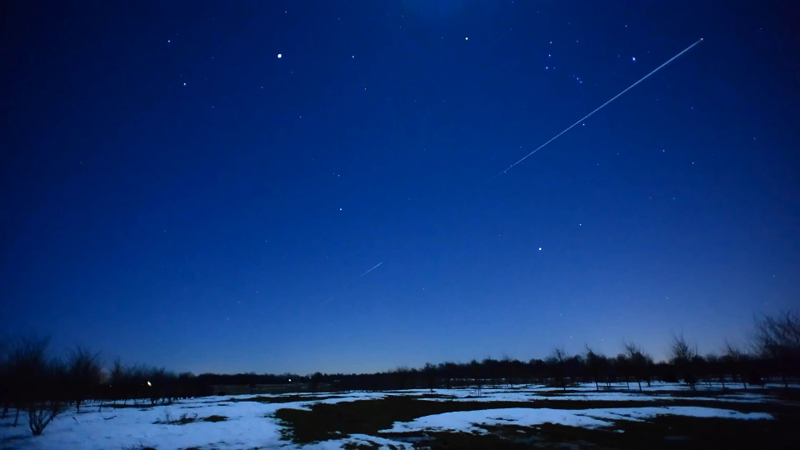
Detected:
left=0, top=383, right=789, bottom=450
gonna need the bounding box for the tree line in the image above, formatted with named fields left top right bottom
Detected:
left=1, top=310, right=797, bottom=436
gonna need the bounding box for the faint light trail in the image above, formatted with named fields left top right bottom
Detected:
left=489, top=38, right=704, bottom=182
left=323, top=262, right=384, bottom=304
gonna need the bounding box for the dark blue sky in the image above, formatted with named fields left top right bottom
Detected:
left=2, top=1, right=798, bottom=374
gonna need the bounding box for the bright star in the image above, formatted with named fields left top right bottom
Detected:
left=277, top=54, right=282, bottom=59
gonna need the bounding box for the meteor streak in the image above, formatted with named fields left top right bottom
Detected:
left=489, top=38, right=703, bottom=181
left=323, top=261, right=384, bottom=304
left=353, top=261, right=383, bottom=281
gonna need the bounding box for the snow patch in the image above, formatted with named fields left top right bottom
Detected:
left=381, top=406, right=773, bottom=434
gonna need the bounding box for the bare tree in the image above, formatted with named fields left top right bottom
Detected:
left=623, top=342, right=653, bottom=392
left=5, top=337, right=65, bottom=435
left=66, top=347, right=102, bottom=413
left=109, top=358, right=126, bottom=402
left=722, top=340, right=749, bottom=389
left=753, top=311, right=800, bottom=388
left=585, top=347, right=608, bottom=391
left=0, top=337, right=9, bottom=418
left=27, top=358, right=66, bottom=436
left=469, top=360, right=483, bottom=395
left=704, top=353, right=724, bottom=389
left=6, top=337, right=49, bottom=426
left=423, top=363, right=437, bottom=392
left=670, top=334, right=700, bottom=390
left=547, top=347, right=568, bottom=390
left=499, top=356, right=515, bottom=388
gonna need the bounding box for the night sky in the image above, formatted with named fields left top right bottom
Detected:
left=1, top=1, right=798, bottom=375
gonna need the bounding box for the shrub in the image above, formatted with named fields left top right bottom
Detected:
left=203, top=414, right=227, bottom=422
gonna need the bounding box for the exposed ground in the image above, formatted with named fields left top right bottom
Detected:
left=1, top=383, right=797, bottom=449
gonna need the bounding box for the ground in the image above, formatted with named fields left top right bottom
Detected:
left=1, top=383, right=798, bottom=449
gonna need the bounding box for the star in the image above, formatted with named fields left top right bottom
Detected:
left=538, top=247, right=542, bottom=251
left=632, top=56, right=636, bottom=61
left=277, top=54, right=282, bottom=59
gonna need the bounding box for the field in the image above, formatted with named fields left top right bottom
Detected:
left=2, top=383, right=798, bottom=449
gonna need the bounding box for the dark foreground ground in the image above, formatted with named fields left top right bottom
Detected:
left=273, top=388, right=800, bottom=450
left=2, top=385, right=798, bottom=449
